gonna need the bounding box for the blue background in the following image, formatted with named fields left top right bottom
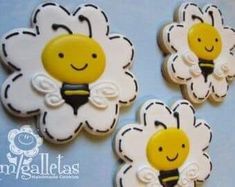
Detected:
left=0, top=0, right=235, bottom=186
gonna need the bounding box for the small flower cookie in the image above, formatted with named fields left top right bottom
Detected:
left=0, top=3, right=138, bottom=144
left=115, top=99, right=212, bottom=187
left=159, top=2, right=235, bottom=104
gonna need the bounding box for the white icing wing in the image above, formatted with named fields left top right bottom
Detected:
left=31, top=73, right=58, bottom=93
left=182, top=50, right=198, bottom=65
left=89, top=82, right=119, bottom=109
left=45, top=92, right=64, bottom=107
left=31, top=73, right=64, bottom=107
left=177, top=162, right=200, bottom=186
left=137, top=167, right=161, bottom=187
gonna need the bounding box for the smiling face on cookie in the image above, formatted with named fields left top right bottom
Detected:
left=42, top=34, right=106, bottom=84
left=188, top=23, right=222, bottom=61
left=146, top=128, right=190, bottom=171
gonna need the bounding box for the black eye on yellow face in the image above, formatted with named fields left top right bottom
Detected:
left=182, top=144, right=185, bottom=148
left=197, top=38, right=201, bottom=42
left=58, top=52, right=64, bottom=58
left=215, top=38, right=219, bottom=42
left=158, top=146, right=163, bottom=152
left=92, top=53, right=97, bottom=59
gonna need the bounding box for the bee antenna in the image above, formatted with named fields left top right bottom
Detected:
left=154, top=120, right=167, bottom=129
left=191, top=15, right=204, bottom=23
left=52, top=24, right=73, bottom=34
left=208, top=11, right=214, bottom=26
left=173, top=112, right=180, bottom=129
left=79, top=15, right=92, bottom=38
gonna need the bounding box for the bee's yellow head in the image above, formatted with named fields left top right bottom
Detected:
left=146, top=125, right=190, bottom=171
left=42, top=34, right=106, bottom=84
left=188, top=22, right=222, bottom=61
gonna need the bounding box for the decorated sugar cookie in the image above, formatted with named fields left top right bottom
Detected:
left=115, top=99, right=212, bottom=187
left=159, top=3, right=235, bottom=104
left=0, top=3, right=138, bottom=144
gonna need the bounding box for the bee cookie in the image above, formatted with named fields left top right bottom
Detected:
left=159, top=3, right=235, bottom=104
left=115, top=99, right=212, bottom=187
left=0, top=3, right=138, bottom=144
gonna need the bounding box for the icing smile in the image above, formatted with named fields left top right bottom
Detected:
left=70, top=63, right=88, bottom=71
left=204, top=46, right=214, bottom=52
left=18, top=134, right=34, bottom=145
left=166, top=153, right=179, bottom=162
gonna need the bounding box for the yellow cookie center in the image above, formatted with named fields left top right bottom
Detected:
left=188, top=23, right=222, bottom=60
left=42, top=34, right=106, bottom=84
left=146, top=128, right=190, bottom=171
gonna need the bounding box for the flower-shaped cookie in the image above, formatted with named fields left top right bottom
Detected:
left=160, top=2, right=235, bottom=104
left=0, top=3, right=137, bottom=144
left=115, top=99, right=212, bottom=187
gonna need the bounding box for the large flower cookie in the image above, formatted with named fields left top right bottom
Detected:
left=0, top=3, right=138, bottom=144
left=160, top=2, right=235, bottom=104
left=115, top=99, right=212, bottom=187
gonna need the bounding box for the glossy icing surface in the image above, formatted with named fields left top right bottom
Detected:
left=0, top=0, right=235, bottom=187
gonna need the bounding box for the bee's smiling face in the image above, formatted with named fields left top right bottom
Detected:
left=42, top=34, right=106, bottom=84
left=188, top=23, right=222, bottom=61
left=146, top=128, right=190, bottom=171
